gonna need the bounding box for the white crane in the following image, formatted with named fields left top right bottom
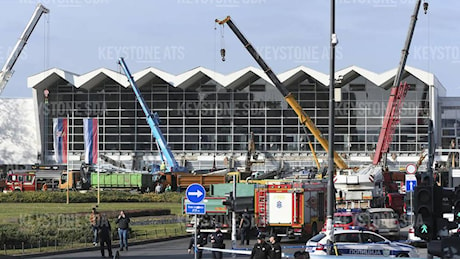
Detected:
left=0, top=3, right=49, bottom=95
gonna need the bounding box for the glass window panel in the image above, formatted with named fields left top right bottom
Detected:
left=185, top=135, right=199, bottom=142
left=217, top=127, right=231, bottom=134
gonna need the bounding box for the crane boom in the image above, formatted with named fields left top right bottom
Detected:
left=0, top=4, right=49, bottom=95
left=215, top=16, right=348, bottom=170
left=373, top=0, right=426, bottom=166
left=118, top=57, right=188, bottom=173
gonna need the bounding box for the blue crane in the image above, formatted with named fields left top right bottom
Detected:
left=118, top=57, right=188, bottom=173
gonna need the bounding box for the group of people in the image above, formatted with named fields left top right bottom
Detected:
left=240, top=208, right=282, bottom=258
left=89, top=207, right=131, bottom=258
left=188, top=226, right=225, bottom=259
left=250, top=234, right=282, bottom=259
left=188, top=226, right=282, bottom=259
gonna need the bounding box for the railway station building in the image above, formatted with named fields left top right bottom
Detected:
left=27, top=65, right=458, bottom=172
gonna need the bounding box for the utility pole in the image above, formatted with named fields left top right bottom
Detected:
left=326, top=0, right=337, bottom=254
left=231, top=174, right=237, bottom=256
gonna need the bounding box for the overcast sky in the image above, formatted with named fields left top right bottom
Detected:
left=1, top=0, right=459, bottom=98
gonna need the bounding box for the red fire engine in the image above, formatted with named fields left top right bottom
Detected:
left=254, top=180, right=327, bottom=240
left=6, top=171, right=44, bottom=191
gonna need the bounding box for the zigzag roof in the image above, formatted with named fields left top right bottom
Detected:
left=27, top=65, right=444, bottom=92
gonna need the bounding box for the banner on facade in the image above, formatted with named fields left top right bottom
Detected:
left=53, top=118, right=68, bottom=163
left=83, top=118, right=98, bottom=165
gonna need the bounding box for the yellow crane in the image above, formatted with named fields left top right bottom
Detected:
left=215, top=16, right=348, bottom=170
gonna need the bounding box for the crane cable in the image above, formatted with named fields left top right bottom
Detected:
left=217, top=22, right=226, bottom=61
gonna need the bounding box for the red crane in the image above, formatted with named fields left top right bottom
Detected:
left=373, top=0, right=429, bottom=167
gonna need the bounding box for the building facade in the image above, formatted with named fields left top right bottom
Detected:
left=28, top=65, right=451, bottom=172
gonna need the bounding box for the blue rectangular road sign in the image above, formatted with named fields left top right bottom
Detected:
left=185, top=203, right=206, bottom=215
left=406, top=180, right=417, bottom=192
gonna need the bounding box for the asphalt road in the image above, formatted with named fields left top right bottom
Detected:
left=32, top=237, right=257, bottom=259
left=29, top=228, right=428, bottom=259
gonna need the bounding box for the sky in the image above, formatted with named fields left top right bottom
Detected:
left=1, top=0, right=460, bottom=98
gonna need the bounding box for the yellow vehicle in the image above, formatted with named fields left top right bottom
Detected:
left=59, top=170, right=90, bottom=190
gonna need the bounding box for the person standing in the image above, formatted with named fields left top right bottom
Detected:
left=239, top=208, right=251, bottom=245
left=268, top=235, right=282, bottom=259
left=187, top=227, right=207, bottom=259
left=250, top=234, right=270, bottom=259
left=89, top=207, right=100, bottom=246
left=98, top=214, right=113, bottom=258
left=209, top=226, right=224, bottom=259
left=115, top=210, right=130, bottom=251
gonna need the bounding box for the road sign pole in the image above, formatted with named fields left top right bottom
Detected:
left=410, top=190, right=413, bottom=225
left=194, top=216, right=197, bottom=260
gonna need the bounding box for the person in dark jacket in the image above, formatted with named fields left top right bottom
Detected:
left=239, top=208, right=251, bottom=245
left=269, top=235, right=282, bottom=259
left=98, top=214, right=113, bottom=258
left=250, top=234, right=270, bottom=259
left=187, top=227, right=207, bottom=259
left=115, top=210, right=130, bottom=251
left=209, top=226, right=224, bottom=259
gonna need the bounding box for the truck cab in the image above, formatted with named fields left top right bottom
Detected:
left=59, top=170, right=90, bottom=190
left=6, top=171, right=40, bottom=191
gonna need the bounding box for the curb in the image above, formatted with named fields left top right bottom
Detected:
left=12, top=235, right=189, bottom=258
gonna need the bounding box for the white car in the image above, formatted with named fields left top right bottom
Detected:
left=365, top=208, right=401, bottom=239
left=305, top=230, right=418, bottom=258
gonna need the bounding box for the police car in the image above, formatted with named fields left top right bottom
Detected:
left=305, top=230, right=418, bottom=257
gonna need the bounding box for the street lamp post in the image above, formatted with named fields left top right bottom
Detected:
left=326, top=0, right=337, bottom=254
left=43, top=89, right=49, bottom=164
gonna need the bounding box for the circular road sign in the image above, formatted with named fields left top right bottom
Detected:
left=406, top=163, right=417, bottom=174
left=185, top=183, right=205, bottom=203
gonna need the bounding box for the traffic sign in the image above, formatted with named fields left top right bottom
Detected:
left=185, top=183, right=205, bottom=203
left=185, top=203, right=206, bottom=215
left=406, top=174, right=417, bottom=193
left=406, top=163, right=417, bottom=174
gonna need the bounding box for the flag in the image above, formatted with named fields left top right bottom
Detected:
left=84, top=118, right=98, bottom=165
left=53, top=118, right=68, bottom=163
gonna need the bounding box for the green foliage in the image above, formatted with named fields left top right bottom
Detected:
left=0, top=208, right=174, bottom=247
left=0, top=190, right=184, bottom=203
left=0, top=191, right=185, bottom=249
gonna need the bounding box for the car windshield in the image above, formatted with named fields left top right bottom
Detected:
left=370, top=211, right=397, bottom=219
left=333, top=215, right=353, bottom=224
left=309, top=233, right=326, bottom=242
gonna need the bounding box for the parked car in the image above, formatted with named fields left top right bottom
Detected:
left=321, top=209, right=376, bottom=232
left=365, top=208, right=400, bottom=239
left=305, top=230, right=418, bottom=257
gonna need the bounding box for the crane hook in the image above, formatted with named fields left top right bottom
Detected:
left=220, top=48, right=226, bottom=62
left=423, top=1, right=428, bottom=14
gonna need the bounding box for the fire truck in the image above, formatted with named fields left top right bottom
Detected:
left=254, top=180, right=327, bottom=240
left=6, top=171, right=44, bottom=191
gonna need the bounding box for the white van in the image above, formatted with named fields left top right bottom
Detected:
left=365, top=208, right=400, bottom=240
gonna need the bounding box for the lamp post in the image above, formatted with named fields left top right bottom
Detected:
left=326, top=0, right=337, bottom=254
left=43, top=89, right=49, bottom=164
